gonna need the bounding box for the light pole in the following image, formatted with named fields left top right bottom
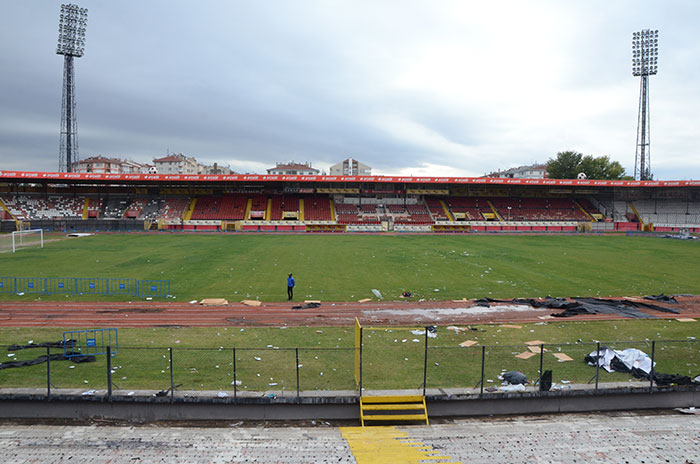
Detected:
left=57, top=4, right=88, bottom=172
left=632, top=29, right=658, bottom=181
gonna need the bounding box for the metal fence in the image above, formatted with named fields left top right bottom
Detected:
left=1, top=337, right=698, bottom=402
left=0, top=277, right=170, bottom=298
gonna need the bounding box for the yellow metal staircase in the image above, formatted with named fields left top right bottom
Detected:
left=360, top=395, right=429, bottom=426
left=487, top=200, right=504, bottom=221
left=440, top=200, right=454, bottom=221
left=182, top=198, right=197, bottom=220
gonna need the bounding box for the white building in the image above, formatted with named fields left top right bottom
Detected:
left=72, top=156, right=151, bottom=174
left=486, top=164, right=547, bottom=179
left=267, top=161, right=319, bottom=175
left=329, top=158, right=371, bottom=176
left=152, top=153, right=199, bottom=175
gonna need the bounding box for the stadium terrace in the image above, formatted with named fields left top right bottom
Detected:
left=1, top=170, right=699, bottom=234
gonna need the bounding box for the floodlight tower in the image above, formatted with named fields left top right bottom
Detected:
left=57, top=4, right=88, bottom=172
left=632, top=29, right=658, bottom=181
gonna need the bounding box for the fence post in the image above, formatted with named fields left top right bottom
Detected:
left=106, top=346, right=113, bottom=402
left=595, top=342, right=600, bottom=393
left=422, top=327, right=429, bottom=396
left=538, top=344, right=544, bottom=393
left=233, top=348, right=237, bottom=403
left=649, top=341, right=656, bottom=393
left=169, top=347, right=174, bottom=403
left=359, top=327, right=363, bottom=394
left=295, top=348, right=300, bottom=402
left=46, top=346, right=51, bottom=401
left=480, top=345, right=485, bottom=396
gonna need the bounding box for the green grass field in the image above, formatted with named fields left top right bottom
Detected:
left=2, top=233, right=700, bottom=301
left=1, top=321, right=698, bottom=391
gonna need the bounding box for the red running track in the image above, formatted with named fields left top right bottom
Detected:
left=1, top=296, right=699, bottom=328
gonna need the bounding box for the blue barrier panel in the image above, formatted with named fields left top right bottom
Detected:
left=16, top=277, right=45, bottom=294
left=0, top=277, right=16, bottom=294
left=108, top=278, right=137, bottom=296
left=63, top=328, right=119, bottom=357
left=137, top=280, right=170, bottom=298
left=46, top=277, right=77, bottom=295
left=77, top=277, right=108, bottom=295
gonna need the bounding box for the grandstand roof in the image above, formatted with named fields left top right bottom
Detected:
left=0, top=170, right=698, bottom=188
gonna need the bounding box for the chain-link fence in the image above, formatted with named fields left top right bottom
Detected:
left=0, top=336, right=698, bottom=401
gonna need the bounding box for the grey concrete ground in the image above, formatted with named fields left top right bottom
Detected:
left=0, top=411, right=698, bottom=463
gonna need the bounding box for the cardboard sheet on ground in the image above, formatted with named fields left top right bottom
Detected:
left=515, top=351, right=537, bottom=360
left=552, top=353, right=574, bottom=362
left=500, top=324, right=522, bottom=329
left=527, top=345, right=548, bottom=353
left=240, top=300, right=262, bottom=307
left=201, top=298, right=229, bottom=306
left=675, top=318, right=696, bottom=322
left=357, top=298, right=372, bottom=303
left=525, top=340, right=546, bottom=345
left=304, top=300, right=321, bottom=304
left=459, top=340, right=478, bottom=347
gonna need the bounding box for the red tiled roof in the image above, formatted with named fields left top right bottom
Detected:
left=153, top=155, right=183, bottom=163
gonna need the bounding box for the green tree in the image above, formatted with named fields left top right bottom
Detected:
left=546, top=151, right=626, bottom=180
left=546, top=151, right=583, bottom=179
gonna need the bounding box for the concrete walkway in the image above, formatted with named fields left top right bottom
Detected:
left=1, top=411, right=698, bottom=463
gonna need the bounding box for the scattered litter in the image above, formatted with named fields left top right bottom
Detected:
left=357, top=298, right=372, bottom=303
left=676, top=318, right=696, bottom=322
left=446, top=326, right=464, bottom=333
left=459, top=340, right=478, bottom=347
left=552, top=353, right=573, bottom=362
left=304, top=300, right=321, bottom=304
left=268, top=383, right=277, bottom=386
left=240, top=300, right=261, bottom=307
left=537, top=315, right=555, bottom=320
left=217, top=391, right=229, bottom=398
left=527, top=346, right=548, bottom=354
left=411, top=329, right=437, bottom=338
left=81, top=390, right=96, bottom=396
left=500, top=324, right=522, bottom=329
left=293, top=302, right=321, bottom=309
left=201, top=298, right=229, bottom=306
left=451, top=298, right=469, bottom=303
left=412, top=339, right=420, bottom=343
left=676, top=407, right=699, bottom=415
left=515, top=351, right=537, bottom=360
left=499, top=384, right=526, bottom=392
left=254, top=357, right=262, bottom=361
left=315, top=330, right=323, bottom=334
left=69, top=366, right=75, bottom=369
left=189, top=300, right=198, bottom=304
left=401, top=291, right=412, bottom=298
left=7, top=354, right=15, bottom=358
left=146, top=297, right=152, bottom=301
left=561, top=380, right=572, bottom=384
left=525, top=340, right=546, bottom=346
left=502, top=371, right=527, bottom=384
left=127, top=391, right=135, bottom=396
left=232, top=380, right=242, bottom=386
left=371, top=289, right=383, bottom=299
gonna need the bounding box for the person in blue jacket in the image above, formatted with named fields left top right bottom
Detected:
left=287, top=273, right=295, bottom=300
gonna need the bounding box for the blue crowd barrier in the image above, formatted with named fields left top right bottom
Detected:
left=0, top=276, right=169, bottom=298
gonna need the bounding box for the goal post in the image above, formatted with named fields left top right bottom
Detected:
left=11, top=229, right=44, bottom=253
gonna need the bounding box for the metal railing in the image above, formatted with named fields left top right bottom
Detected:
left=0, top=276, right=169, bottom=297
left=1, top=337, right=698, bottom=402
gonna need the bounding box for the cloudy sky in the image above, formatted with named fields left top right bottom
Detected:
left=1, top=1, right=699, bottom=179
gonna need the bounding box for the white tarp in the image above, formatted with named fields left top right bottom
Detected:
left=588, top=347, right=654, bottom=374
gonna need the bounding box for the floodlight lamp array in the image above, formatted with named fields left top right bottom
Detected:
left=632, top=29, right=658, bottom=76
left=57, top=4, right=88, bottom=57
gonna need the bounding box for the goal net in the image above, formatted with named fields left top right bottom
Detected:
left=11, top=229, right=44, bottom=253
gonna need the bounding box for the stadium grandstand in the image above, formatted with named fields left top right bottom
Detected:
left=0, top=170, right=699, bottom=234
